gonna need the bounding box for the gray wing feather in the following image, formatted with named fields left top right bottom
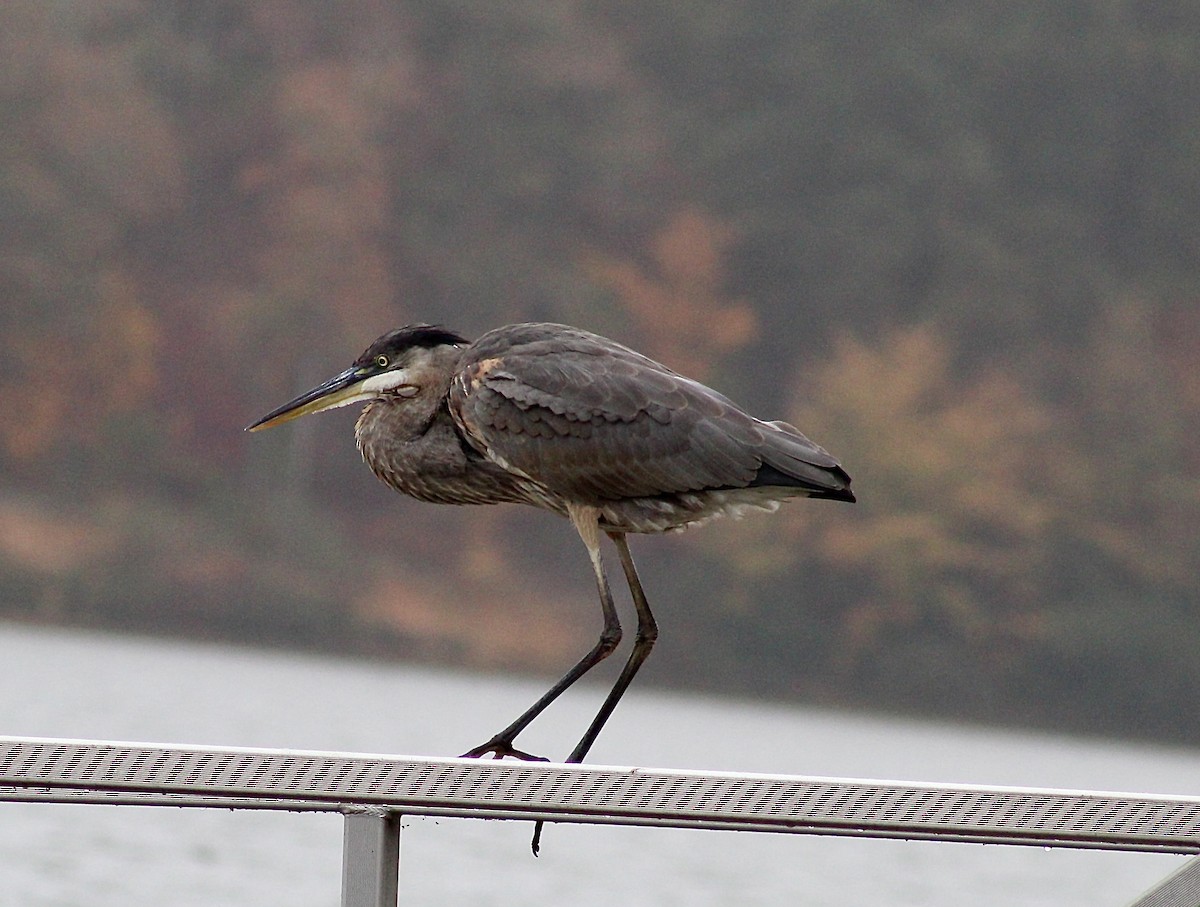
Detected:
left=450, top=323, right=846, bottom=502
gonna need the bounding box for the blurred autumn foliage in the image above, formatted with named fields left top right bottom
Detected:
left=2, top=1, right=1199, bottom=743
left=584, top=209, right=758, bottom=378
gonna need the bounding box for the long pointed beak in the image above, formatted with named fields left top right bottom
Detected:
left=245, top=367, right=368, bottom=432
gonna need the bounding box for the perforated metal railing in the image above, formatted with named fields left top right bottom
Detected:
left=2, top=735, right=1199, bottom=906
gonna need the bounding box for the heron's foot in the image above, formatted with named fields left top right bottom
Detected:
left=459, top=737, right=550, bottom=762
left=531, top=820, right=546, bottom=856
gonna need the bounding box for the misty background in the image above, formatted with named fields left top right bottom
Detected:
left=2, top=1, right=1198, bottom=745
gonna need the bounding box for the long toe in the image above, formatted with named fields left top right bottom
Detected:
left=459, top=739, right=550, bottom=762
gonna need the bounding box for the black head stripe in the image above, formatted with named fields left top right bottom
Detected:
left=357, top=325, right=469, bottom=365
left=395, top=324, right=470, bottom=348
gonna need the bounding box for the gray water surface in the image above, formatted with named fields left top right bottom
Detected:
left=0, top=622, right=1195, bottom=905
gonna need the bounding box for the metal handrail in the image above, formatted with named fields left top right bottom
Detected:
left=2, top=735, right=1198, bottom=906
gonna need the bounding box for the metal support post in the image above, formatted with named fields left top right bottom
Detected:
left=341, top=809, right=401, bottom=907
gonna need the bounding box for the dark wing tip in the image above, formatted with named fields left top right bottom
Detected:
left=810, top=486, right=856, bottom=504
left=751, top=461, right=855, bottom=502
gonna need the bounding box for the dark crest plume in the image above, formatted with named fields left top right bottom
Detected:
left=356, top=324, right=469, bottom=364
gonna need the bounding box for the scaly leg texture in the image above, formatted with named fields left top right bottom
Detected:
left=531, top=531, right=657, bottom=854
left=461, top=506, right=623, bottom=761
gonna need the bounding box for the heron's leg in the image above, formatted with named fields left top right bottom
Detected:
left=531, top=532, right=657, bottom=853
left=461, top=505, right=622, bottom=761
left=565, top=532, right=657, bottom=763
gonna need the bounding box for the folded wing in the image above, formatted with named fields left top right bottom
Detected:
left=449, top=323, right=853, bottom=505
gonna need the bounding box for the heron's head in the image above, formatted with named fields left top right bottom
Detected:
left=246, top=325, right=469, bottom=432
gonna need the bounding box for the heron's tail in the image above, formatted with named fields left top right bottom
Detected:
left=752, top=421, right=855, bottom=503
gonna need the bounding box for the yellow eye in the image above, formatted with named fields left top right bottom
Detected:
left=376, top=355, right=389, bottom=368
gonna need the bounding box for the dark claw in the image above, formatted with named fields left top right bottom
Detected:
left=459, top=739, right=551, bottom=762
left=459, top=738, right=552, bottom=856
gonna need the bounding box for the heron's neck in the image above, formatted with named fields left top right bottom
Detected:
left=355, top=388, right=447, bottom=451
left=353, top=342, right=465, bottom=480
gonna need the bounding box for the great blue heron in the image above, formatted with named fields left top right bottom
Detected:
left=248, top=322, right=854, bottom=848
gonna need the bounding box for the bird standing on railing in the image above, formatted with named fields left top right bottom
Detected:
left=248, top=321, right=854, bottom=851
